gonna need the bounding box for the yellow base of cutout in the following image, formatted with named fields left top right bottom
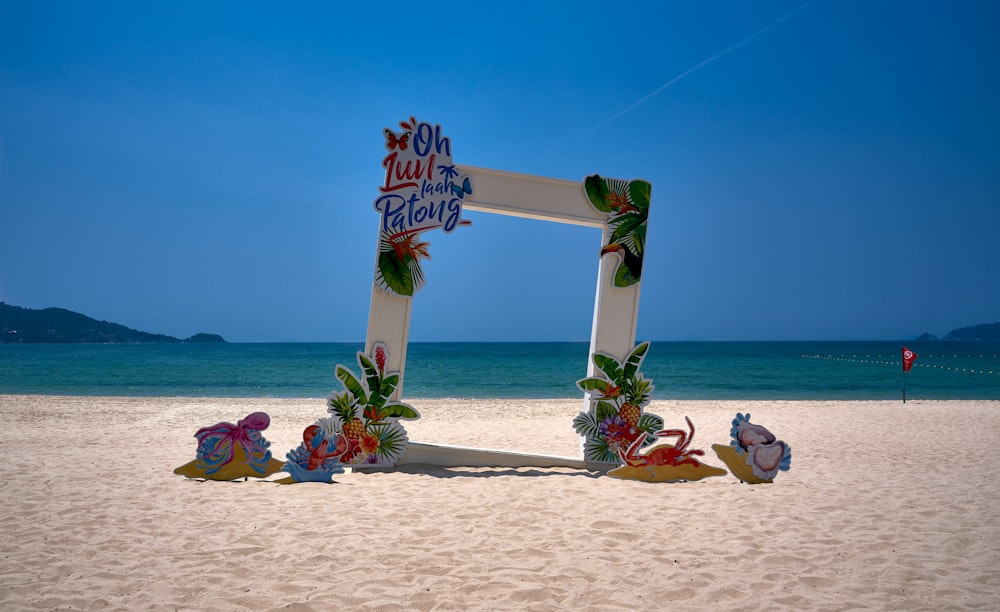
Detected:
left=712, top=444, right=773, bottom=484
left=608, top=461, right=727, bottom=482
left=174, top=445, right=286, bottom=481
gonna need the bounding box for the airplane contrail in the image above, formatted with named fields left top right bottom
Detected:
left=559, top=0, right=819, bottom=150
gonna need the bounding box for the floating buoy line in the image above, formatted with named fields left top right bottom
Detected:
left=800, top=353, right=1000, bottom=375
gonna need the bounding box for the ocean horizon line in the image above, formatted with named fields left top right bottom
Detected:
left=4, top=340, right=998, bottom=400
left=5, top=338, right=988, bottom=346
left=102, top=338, right=969, bottom=344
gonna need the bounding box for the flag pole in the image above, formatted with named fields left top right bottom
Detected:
left=901, top=347, right=917, bottom=403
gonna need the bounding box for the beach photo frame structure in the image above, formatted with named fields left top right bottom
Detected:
left=365, top=117, right=648, bottom=468
left=171, top=118, right=790, bottom=482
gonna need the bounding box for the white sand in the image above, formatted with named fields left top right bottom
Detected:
left=1, top=395, right=998, bottom=610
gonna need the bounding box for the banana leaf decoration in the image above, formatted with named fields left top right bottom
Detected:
left=573, top=341, right=664, bottom=463
left=375, top=228, right=430, bottom=297
left=584, top=175, right=651, bottom=287
left=326, top=343, right=420, bottom=465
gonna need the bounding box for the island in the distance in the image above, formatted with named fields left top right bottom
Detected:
left=915, top=322, right=1000, bottom=342
left=0, top=302, right=225, bottom=344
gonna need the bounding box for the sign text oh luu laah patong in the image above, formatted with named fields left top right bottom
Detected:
left=372, top=117, right=472, bottom=297
left=374, top=117, right=472, bottom=236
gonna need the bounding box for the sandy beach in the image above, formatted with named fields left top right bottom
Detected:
left=1, top=395, right=998, bottom=610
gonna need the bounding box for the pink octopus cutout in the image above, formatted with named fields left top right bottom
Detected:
left=194, top=411, right=274, bottom=475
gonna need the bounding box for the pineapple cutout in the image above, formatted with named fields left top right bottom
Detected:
left=573, top=341, right=665, bottom=464
left=326, top=343, right=420, bottom=466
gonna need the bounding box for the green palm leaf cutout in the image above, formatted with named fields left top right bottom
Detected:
left=628, top=180, right=652, bottom=212
left=592, top=353, right=624, bottom=385
left=584, top=174, right=651, bottom=288
left=623, top=341, right=649, bottom=380
left=572, top=411, right=600, bottom=440
left=407, top=255, right=426, bottom=292
left=613, top=263, right=635, bottom=287
left=370, top=373, right=399, bottom=411
left=583, top=438, right=616, bottom=463
left=377, top=250, right=414, bottom=296
left=576, top=377, right=610, bottom=395
left=637, top=412, right=664, bottom=438
left=608, top=215, right=646, bottom=287
left=373, top=422, right=409, bottom=463
left=608, top=213, right=646, bottom=246
left=584, top=175, right=614, bottom=213
left=379, top=401, right=420, bottom=420
left=594, top=400, right=618, bottom=421
left=335, top=364, right=368, bottom=405
left=357, top=353, right=382, bottom=403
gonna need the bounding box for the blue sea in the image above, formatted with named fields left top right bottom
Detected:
left=1, top=341, right=999, bottom=400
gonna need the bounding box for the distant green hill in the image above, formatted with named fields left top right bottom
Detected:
left=943, top=322, right=1000, bottom=341
left=0, top=302, right=225, bottom=344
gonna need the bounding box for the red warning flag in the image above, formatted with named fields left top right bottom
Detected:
left=902, top=347, right=918, bottom=372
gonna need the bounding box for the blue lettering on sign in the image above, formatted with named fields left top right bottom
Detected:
left=373, top=192, right=465, bottom=235
left=375, top=118, right=468, bottom=237
left=444, top=198, right=462, bottom=232
left=413, top=123, right=451, bottom=158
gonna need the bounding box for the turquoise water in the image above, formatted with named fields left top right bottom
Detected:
left=1, top=341, right=999, bottom=400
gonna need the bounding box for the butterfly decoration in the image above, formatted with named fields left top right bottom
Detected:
left=450, top=176, right=472, bottom=199
left=384, top=128, right=410, bottom=151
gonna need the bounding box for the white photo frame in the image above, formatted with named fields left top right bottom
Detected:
left=365, top=164, right=645, bottom=401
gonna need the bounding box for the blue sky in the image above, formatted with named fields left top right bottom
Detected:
left=1, top=1, right=998, bottom=342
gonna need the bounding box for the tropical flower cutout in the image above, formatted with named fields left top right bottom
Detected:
left=573, top=341, right=664, bottom=463
left=325, top=342, right=420, bottom=466
left=712, top=413, right=792, bottom=483
left=585, top=175, right=651, bottom=287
